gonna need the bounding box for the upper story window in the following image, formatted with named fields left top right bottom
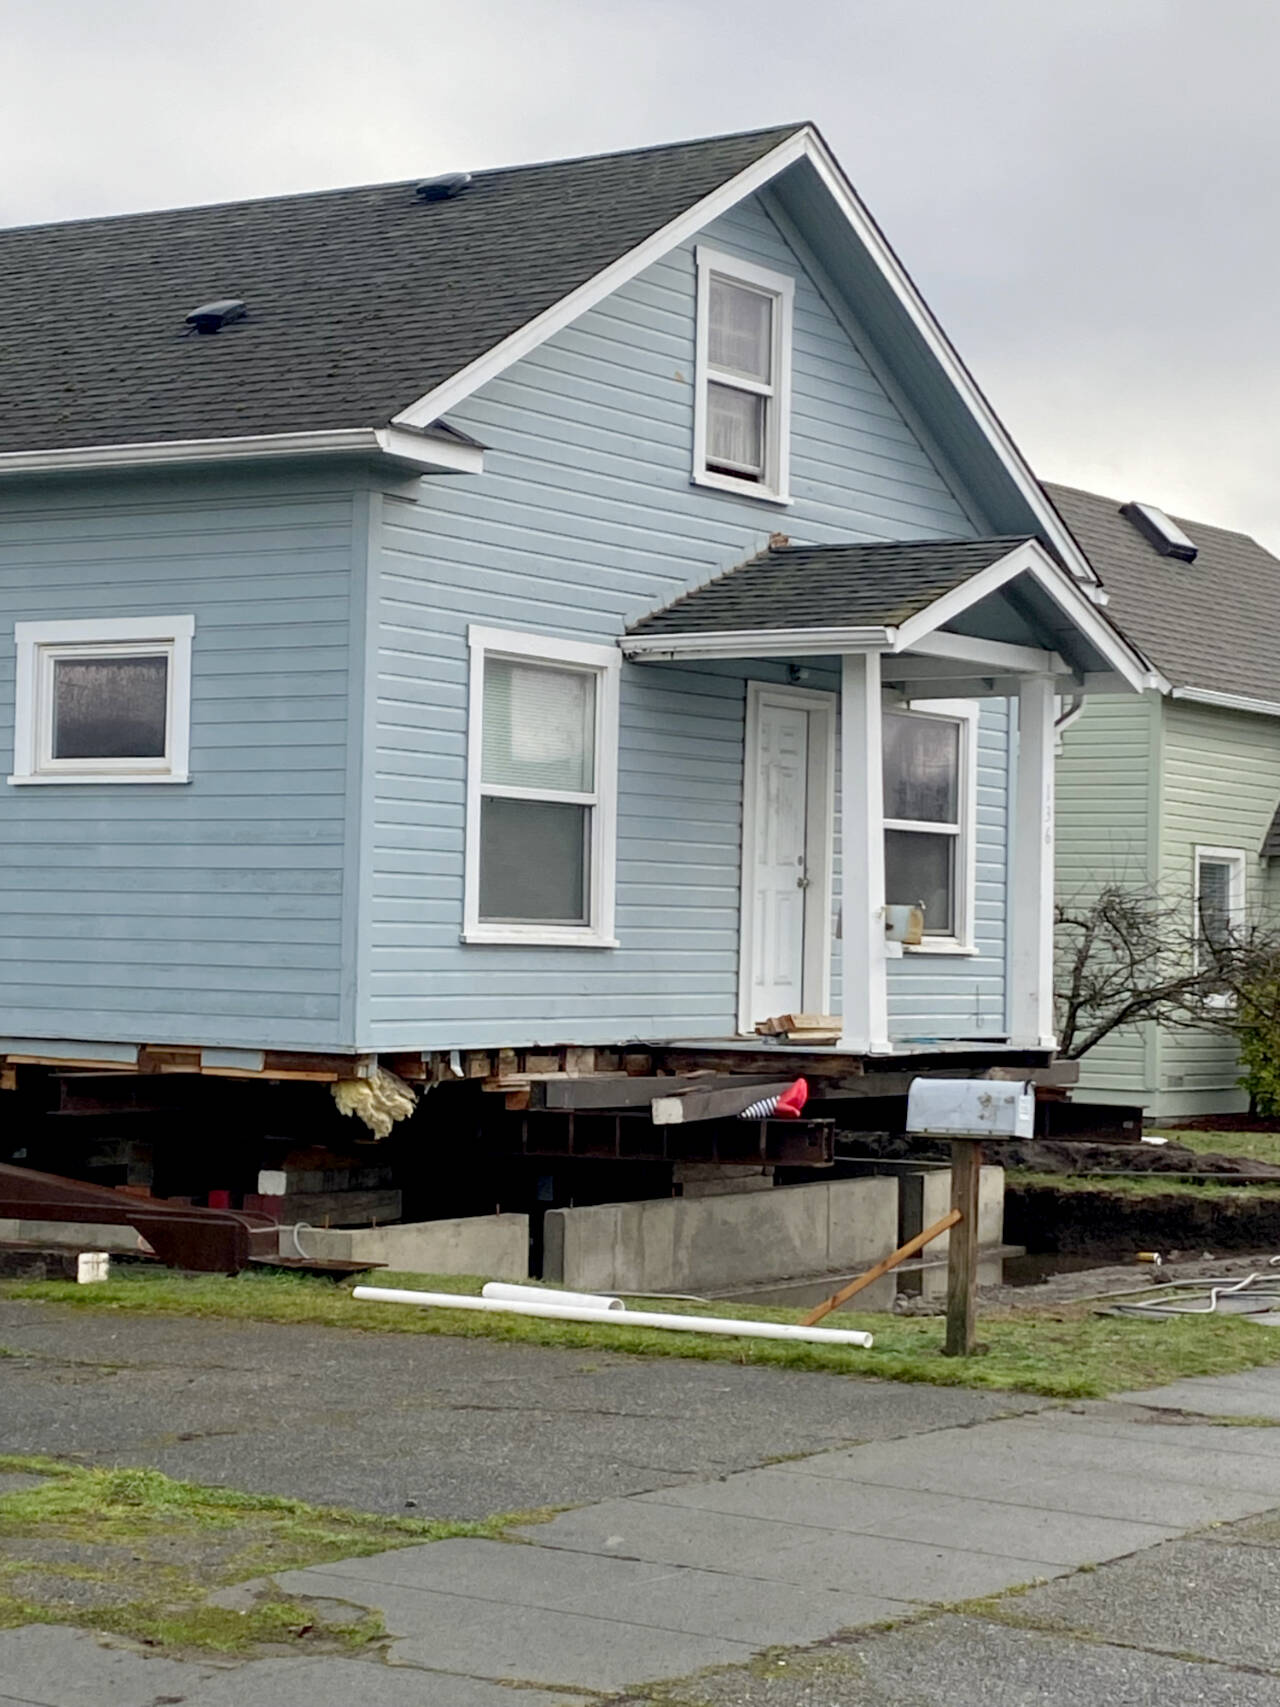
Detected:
left=9, top=615, right=195, bottom=785
left=465, top=626, right=620, bottom=948
left=882, top=701, right=979, bottom=951
left=693, top=246, right=794, bottom=504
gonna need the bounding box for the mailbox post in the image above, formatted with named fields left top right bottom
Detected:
left=905, top=1079, right=1035, bottom=1357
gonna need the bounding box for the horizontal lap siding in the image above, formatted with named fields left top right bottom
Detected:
left=1055, top=693, right=1157, bottom=1101
left=363, top=195, right=996, bottom=1050
left=1157, top=699, right=1280, bottom=1106
left=0, top=474, right=356, bottom=1049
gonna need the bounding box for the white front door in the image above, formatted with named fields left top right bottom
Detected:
left=741, top=685, right=834, bottom=1030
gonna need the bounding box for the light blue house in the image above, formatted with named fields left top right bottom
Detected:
left=0, top=124, right=1148, bottom=1091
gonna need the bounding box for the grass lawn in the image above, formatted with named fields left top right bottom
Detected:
left=1153, top=1127, right=1280, bottom=1168
left=1008, top=1169, right=1280, bottom=1201
left=0, top=1454, right=517, bottom=1656
left=3, top=1264, right=1278, bottom=1400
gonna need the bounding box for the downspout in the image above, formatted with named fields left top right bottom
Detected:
left=1054, top=691, right=1086, bottom=752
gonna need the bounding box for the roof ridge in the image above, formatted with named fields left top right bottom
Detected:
left=0, top=122, right=808, bottom=239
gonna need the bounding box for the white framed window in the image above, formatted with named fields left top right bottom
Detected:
left=464, top=626, right=620, bottom=947
left=882, top=699, right=979, bottom=952
left=1194, top=845, right=1246, bottom=1003
left=693, top=245, right=794, bottom=503
left=9, top=615, right=195, bottom=785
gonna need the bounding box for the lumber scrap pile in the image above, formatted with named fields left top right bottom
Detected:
left=754, top=1013, right=842, bottom=1044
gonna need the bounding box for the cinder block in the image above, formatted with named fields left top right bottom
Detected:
left=300, top=1213, right=529, bottom=1280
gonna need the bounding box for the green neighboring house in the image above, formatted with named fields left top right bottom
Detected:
left=1049, top=483, right=1280, bottom=1118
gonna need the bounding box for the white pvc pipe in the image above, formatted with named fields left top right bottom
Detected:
left=482, top=1281, right=624, bottom=1311
left=352, top=1286, right=874, bottom=1348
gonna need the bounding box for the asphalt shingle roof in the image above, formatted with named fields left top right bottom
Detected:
left=626, top=537, right=1033, bottom=636
left=1045, top=483, right=1280, bottom=703
left=0, top=125, right=802, bottom=455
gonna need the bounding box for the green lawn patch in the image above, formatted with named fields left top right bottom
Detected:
left=1009, top=1170, right=1280, bottom=1201
left=0, top=1454, right=520, bottom=1655
left=1153, top=1128, right=1280, bottom=1168
left=3, top=1264, right=1278, bottom=1400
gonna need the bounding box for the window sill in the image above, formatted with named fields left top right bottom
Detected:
left=902, top=941, right=980, bottom=957
left=8, top=771, right=190, bottom=786
left=462, top=928, right=619, bottom=949
left=691, top=470, right=792, bottom=506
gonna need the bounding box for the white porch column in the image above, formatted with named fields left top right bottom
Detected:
left=1009, top=674, right=1057, bottom=1048
left=839, top=652, right=890, bottom=1053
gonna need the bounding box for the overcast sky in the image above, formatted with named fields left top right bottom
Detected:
left=6, top=0, right=1277, bottom=545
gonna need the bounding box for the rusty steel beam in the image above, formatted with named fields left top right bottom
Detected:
left=0, top=1162, right=278, bottom=1274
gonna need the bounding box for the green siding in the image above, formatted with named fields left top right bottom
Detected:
left=1154, top=698, right=1280, bottom=1114
left=1055, top=691, right=1159, bottom=1101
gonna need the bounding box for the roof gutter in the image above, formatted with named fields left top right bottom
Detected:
left=0, top=426, right=484, bottom=479
left=1170, top=684, right=1280, bottom=721
left=620, top=625, right=895, bottom=662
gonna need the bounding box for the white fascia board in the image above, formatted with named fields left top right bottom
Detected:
left=894, top=539, right=1151, bottom=691
left=620, top=625, right=893, bottom=662
left=386, top=121, right=1101, bottom=590
left=393, top=130, right=812, bottom=429
left=798, top=133, right=1101, bottom=589
left=0, top=428, right=484, bottom=479
left=1171, top=684, right=1280, bottom=720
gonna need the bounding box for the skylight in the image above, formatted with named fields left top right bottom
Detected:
left=1120, top=501, right=1198, bottom=563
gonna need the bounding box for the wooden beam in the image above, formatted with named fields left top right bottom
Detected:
left=902, top=630, right=1068, bottom=675
left=651, top=1080, right=796, bottom=1125
left=801, top=1209, right=962, bottom=1326
left=944, top=1139, right=983, bottom=1357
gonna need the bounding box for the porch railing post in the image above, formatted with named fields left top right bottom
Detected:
left=1009, top=673, right=1057, bottom=1048
left=839, top=651, right=890, bottom=1053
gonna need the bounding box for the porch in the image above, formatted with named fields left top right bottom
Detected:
left=622, top=534, right=1151, bottom=1055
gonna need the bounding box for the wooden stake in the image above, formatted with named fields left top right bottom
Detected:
left=944, top=1138, right=983, bottom=1357
left=800, top=1208, right=962, bottom=1326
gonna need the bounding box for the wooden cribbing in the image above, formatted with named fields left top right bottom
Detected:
left=800, top=1208, right=963, bottom=1326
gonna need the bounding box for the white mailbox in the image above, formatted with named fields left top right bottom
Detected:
left=906, top=1078, right=1034, bottom=1140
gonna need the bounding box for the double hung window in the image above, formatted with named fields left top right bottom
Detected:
left=882, top=702, right=977, bottom=949
left=694, top=246, right=793, bottom=501
left=465, top=628, right=619, bottom=946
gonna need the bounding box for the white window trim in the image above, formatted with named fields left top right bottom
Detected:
left=9, top=615, right=195, bottom=786
left=1193, top=844, right=1246, bottom=1006
left=884, top=697, right=979, bottom=954
left=692, top=245, right=794, bottom=505
left=464, top=625, right=620, bottom=948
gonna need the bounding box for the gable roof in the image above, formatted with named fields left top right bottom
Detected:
left=0, top=125, right=799, bottom=456
left=627, top=538, right=1032, bottom=636
left=1046, top=483, right=1280, bottom=705
left=623, top=535, right=1149, bottom=689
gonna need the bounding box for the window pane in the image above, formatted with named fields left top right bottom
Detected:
left=52, top=654, right=168, bottom=760
left=883, top=713, right=959, bottom=824
left=708, top=278, right=772, bottom=381
left=885, top=828, right=954, bottom=935
left=482, top=659, right=595, bottom=793
left=479, top=797, right=588, bottom=922
left=707, top=382, right=765, bottom=476
left=1198, top=859, right=1233, bottom=948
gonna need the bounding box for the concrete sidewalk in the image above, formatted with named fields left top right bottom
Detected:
left=5, top=1365, right=1278, bottom=1704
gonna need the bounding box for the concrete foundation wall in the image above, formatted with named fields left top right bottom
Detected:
left=899, top=1165, right=1005, bottom=1255
left=543, top=1178, right=899, bottom=1295
left=300, top=1213, right=529, bottom=1279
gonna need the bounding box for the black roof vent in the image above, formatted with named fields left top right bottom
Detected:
left=1120, top=500, right=1198, bottom=563
left=183, top=298, right=247, bottom=336
left=414, top=171, right=472, bottom=202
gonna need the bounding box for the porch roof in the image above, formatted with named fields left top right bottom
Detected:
left=628, top=536, right=1032, bottom=637
left=623, top=535, right=1154, bottom=691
